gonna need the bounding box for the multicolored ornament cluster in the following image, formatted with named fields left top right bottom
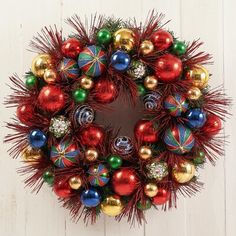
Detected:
left=7, top=13, right=227, bottom=225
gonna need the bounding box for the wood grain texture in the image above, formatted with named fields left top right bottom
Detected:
left=0, top=0, right=235, bottom=235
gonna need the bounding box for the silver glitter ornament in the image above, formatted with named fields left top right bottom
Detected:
left=74, top=105, right=95, bottom=126
left=146, top=160, right=168, bottom=180
left=112, top=136, right=134, bottom=156
left=127, top=60, right=147, bottom=80
left=143, top=91, right=161, bottom=110
left=49, top=116, right=71, bottom=138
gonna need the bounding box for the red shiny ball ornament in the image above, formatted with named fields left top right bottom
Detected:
left=152, top=188, right=170, bottom=205
left=38, top=85, right=66, bottom=113
left=155, top=54, right=183, bottom=83
left=202, top=114, right=222, bottom=136
left=112, top=168, right=139, bottom=196
left=53, top=180, right=73, bottom=198
left=61, top=38, right=82, bottom=59
left=151, top=30, right=173, bottom=51
left=16, top=104, right=34, bottom=125
left=93, top=79, right=118, bottom=104
left=79, top=125, right=105, bottom=147
left=134, top=120, right=158, bottom=143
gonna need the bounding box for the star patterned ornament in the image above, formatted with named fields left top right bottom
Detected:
left=49, top=116, right=71, bottom=138
left=146, top=161, right=168, bottom=180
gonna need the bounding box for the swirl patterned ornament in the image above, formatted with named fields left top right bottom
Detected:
left=88, top=164, right=110, bottom=187
left=143, top=91, right=161, bottom=110
left=74, top=105, right=95, bottom=126
left=164, top=124, right=195, bottom=154
left=112, top=136, right=134, bottom=156
left=58, top=58, right=80, bottom=79
left=78, top=45, right=107, bottom=77
left=50, top=139, right=80, bottom=168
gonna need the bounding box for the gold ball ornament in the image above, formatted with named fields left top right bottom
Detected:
left=85, top=148, right=99, bottom=162
left=43, top=68, right=58, bottom=84
left=140, top=40, right=154, bottom=55
left=31, top=54, right=53, bottom=78
left=101, top=195, right=124, bottom=216
left=186, top=65, right=209, bottom=89
left=187, top=87, right=202, bottom=100
left=138, top=146, right=152, bottom=160
left=144, top=183, right=158, bottom=197
left=172, top=161, right=196, bottom=183
left=113, top=28, right=135, bottom=52
left=21, top=146, right=43, bottom=163
left=68, top=176, right=82, bottom=190
left=80, top=76, right=94, bottom=90
left=144, top=75, right=158, bottom=90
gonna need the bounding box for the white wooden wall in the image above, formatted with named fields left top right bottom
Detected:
left=0, top=0, right=235, bottom=235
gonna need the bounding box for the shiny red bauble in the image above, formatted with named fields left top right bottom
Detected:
left=134, top=120, right=158, bottom=143
left=38, top=85, right=66, bottom=113
left=53, top=180, right=73, bottom=198
left=61, top=38, right=82, bottom=59
left=112, top=168, right=139, bottom=196
left=202, top=114, right=222, bottom=136
left=155, top=54, right=183, bottom=83
left=16, top=104, right=34, bottom=125
left=93, top=79, right=118, bottom=104
left=151, top=30, right=173, bottom=51
left=79, top=125, right=105, bottom=147
left=152, top=188, right=170, bottom=205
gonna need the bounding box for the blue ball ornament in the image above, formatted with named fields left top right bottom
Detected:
left=185, top=108, right=207, bottom=128
left=73, top=105, right=95, bottom=126
left=110, top=51, right=130, bottom=71
left=80, top=188, right=101, bottom=207
left=28, top=129, right=47, bottom=148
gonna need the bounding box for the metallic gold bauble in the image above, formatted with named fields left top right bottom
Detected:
left=68, top=176, right=82, bottom=190
left=43, top=68, right=58, bottom=84
left=140, top=40, right=154, bottom=55
left=101, top=195, right=124, bottom=216
left=172, top=161, right=196, bottom=183
left=21, top=146, right=43, bottom=163
left=187, top=87, right=202, bottom=100
left=85, top=148, right=98, bottom=162
left=138, top=146, right=152, bottom=160
left=80, top=76, right=94, bottom=90
left=144, top=75, right=158, bottom=90
left=186, top=65, right=209, bottom=89
left=113, top=28, right=135, bottom=52
left=31, top=54, right=53, bottom=78
left=144, top=183, right=158, bottom=197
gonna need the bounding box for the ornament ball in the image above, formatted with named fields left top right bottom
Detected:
left=43, top=68, right=58, bottom=84
left=17, top=104, right=34, bottom=125
left=69, top=176, right=82, bottom=190
left=185, top=108, right=207, bottom=129
left=25, top=75, right=37, bottom=89
left=112, top=168, right=139, bottom=196
left=107, top=155, right=122, bottom=169
left=140, top=40, right=154, bottom=55
left=80, top=188, right=101, bottom=207
left=54, top=180, right=73, bottom=198
left=137, top=84, right=146, bottom=96
left=152, top=188, right=170, bottom=205
left=202, top=114, right=222, bottom=136
left=28, top=129, right=47, bottom=149
left=193, top=149, right=206, bottom=165
left=85, top=148, right=99, bottom=162
left=43, top=170, right=54, bottom=185
left=21, top=146, right=42, bottom=162
left=144, top=75, right=158, bottom=90
left=61, top=38, right=82, bottom=59
left=144, top=183, right=158, bottom=197
left=73, top=88, right=88, bottom=103
left=151, top=30, right=173, bottom=51
left=97, top=28, right=112, bottom=45
left=110, top=51, right=131, bottom=72
left=137, top=199, right=152, bottom=210
left=172, top=40, right=187, bottom=55
left=38, top=85, right=66, bottom=113
left=80, top=75, right=94, bottom=90
left=138, top=146, right=152, bottom=160
left=187, top=87, right=202, bottom=100
left=101, top=195, right=124, bottom=216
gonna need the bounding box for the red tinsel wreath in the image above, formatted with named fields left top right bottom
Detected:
left=5, top=11, right=230, bottom=225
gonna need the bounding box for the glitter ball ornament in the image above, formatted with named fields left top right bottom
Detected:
left=58, top=58, right=79, bottom=79
left=146, top=160, right=168, bottom=180
left=88, top=164, right=110, bottom=187
left=50, top=139, right=79, bottom=168
left=143, top=91, right=161, bottom=110
left=164, top=93, right=189, bottom=117
left=78, top=45, right=107, bottom=77
left=74, top=105, right=95, bottom=126
left=127, top=60, right=147, bottom=79
left=49, top=116, right=71, bottom=138
left=164, top=124, right=195, bottom=154
left=112, top=136, right=134, bottom=156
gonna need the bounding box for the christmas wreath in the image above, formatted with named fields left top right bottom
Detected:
left=5, top=12, right=230, bottom=225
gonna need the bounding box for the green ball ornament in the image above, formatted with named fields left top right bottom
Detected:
left=107, top=155, right=122, bottom=169
left=193, top=150, right=206, bottom=165
left=172, top=40, right=187, bottom=55
left=73, top=88, right=88, bottom=103
left=137, top=199, right=151, bottom=210
left=43, top=170, right=54, bottom=185
left=25, top=75, right=37, bottom=89
left=97, top=29, right=112, bottom=45
left=137, top=84, right=146, bottom=96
